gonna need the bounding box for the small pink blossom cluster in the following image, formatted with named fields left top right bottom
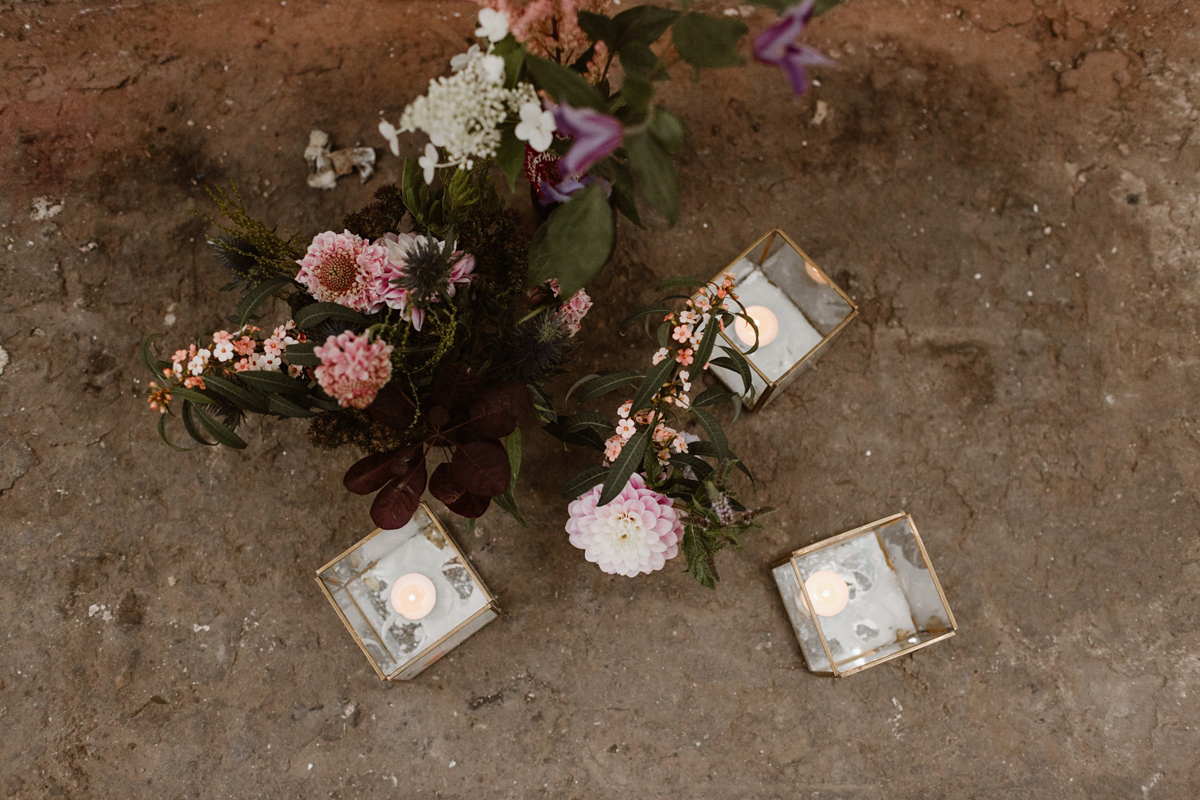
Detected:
left=603, top=395, right=694, bottom=465
left=296, top=230, right=475, bottom=331
left=554, top=288, right=592, bottom=336
left=479, top=0, right=610, bottom=73
left=150, top=323, right=306, bottom=411
left=313, top=330, right=394, bottom=409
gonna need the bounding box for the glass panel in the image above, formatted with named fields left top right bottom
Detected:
left=395, top=607, right=498, bottom=680
left=771, top=561, right=832, bottom=673
left=877, top=518, right=953, bottom=633
left=792, top=532, right=919, bottom=669
left=318, top=506, right=490, bottom=677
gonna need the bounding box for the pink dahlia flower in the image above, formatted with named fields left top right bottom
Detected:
left=313, top=330, right=394, bottom=409
left=565, top=473, right=683, bottom=577
left=296, top=230, right=388, bottom=313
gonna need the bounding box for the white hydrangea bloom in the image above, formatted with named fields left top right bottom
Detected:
left=397, top=48, right=536, bottom=173
left=475, top=8, right=508, bottom=42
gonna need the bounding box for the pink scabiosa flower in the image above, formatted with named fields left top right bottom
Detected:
left=296, top=230, right=388, bottom=313
left=565, top=473, right=684, bottom=577
left=313, top=330, right=394, bottom=409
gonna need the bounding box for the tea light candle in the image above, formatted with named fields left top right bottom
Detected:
left=804, top=570, right=849, bottom=617
left=391, top=573, right=436, bottom=620
left=733, top=305, right=780, bottom=347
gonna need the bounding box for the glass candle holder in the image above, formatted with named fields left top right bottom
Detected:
left=700, top=228, right=857, bottom=409
left=771, top=512, right=957, bottom=677
left=315, top=503, right=499, bottom=681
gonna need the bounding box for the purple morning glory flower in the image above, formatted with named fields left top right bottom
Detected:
left=538, top=175, right=611, bottom=206
left=553, top=103, right=624, bottom=179
left=753, top=0, right=837, bottom=96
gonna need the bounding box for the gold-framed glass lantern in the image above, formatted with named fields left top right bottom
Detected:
left=315, top=503, right=499, bottom=681
left=771, top=512, right=957, bottom=677
left=702, top=228, right=858, bottom=409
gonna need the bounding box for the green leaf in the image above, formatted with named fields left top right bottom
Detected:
left=624, top=131, right=678, bottom=224
left=181, top=402, right=216, bottom=446
left=562, top=465, right=610, bottom=499
left=618, top=73, right=654, bottom=122
left=682, top=528, right=717, bottom=589
left=492, top=35, right=526, bottom=88
left=268, top=395, right=318, bottom=418
left=526, top=184, right=615, bottom=296
left=202, top=374, right=270, bottom=414
left=611, top=5, right=680, bottom=46
left=690, top=316, right=721, bottom=378
left=233, top=277, right=293, bottom=328
left=496, top=127, right=526, bottom=193
left=671, top=13, right=748, bottom=70
left=236, top=370, right=310, bottom=395
left=402, top=158, right=423, bottom=213
left=496, top=429, right=527, bottom=526
left=524, top=54, right=608, bottom=111
left=649, top=107, right=684, bottom=153
left=565, top=372, right=601, bottom=403
left=597, top=424, right=650, bottom=506
left=577, top=10, right=618, bottom=44
left=655, top=275, right=707, bottom=291
left=718, top=345, right=754, bottom=392
left=618, top=42, right=665, bottom=79
left=691, top=386, right=733, bottom=408
left=494, top=491, right=527, bottom=527
left=813, top=0, right=847, bottom=15
left=620, top=303, right=671, bottom=329
left=292, top=302, right=372, bottom=331
left=690, top=406, right=729, bottom=458
left=169, top=386, right=217, bottom=405
left=668, top=452, right=713, bottom=478
left=578, top=370, right=643, bottom=401
left=191, top=404, right=248, bottom=449
left=630, top=353, right=675, bottom=413
left=140, top=334, right=168, bottom=380
left=566, top=411, right=612, bottom=432
left=284, top=342, right=320, bottom=366
left=609, top=160, right=643, bottom=228
left=157, top=413, right=191, bottom=452
left=688, top=440, right=720, bottom=459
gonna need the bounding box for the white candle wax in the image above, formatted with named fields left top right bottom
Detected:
left=804, top=570, right=849, bottom=617
left=733, top=305, right=780, bottom=347
left=391, top=573, right=436, bottom=620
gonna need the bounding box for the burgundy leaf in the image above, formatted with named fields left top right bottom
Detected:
left=448, top=439, right=511, bottom=497
left=428, top=462, right=464, bottom=506
left=344, top=445, right=422, bottom=495
left=443, top=490, right=491, bottom=518
left=427, top=405, right=450, bottom=429
left=430, top=362, right=482, bottom=416
left=370, top=458, right=428, bottom=529
left=369, top=385, right=418, bottom=430
left=466, top=380, right=533, bottom=439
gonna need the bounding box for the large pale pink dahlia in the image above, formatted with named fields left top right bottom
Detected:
left=313, top=330, right=393, bottom=409
left=296, top=230, right=388, bottom=313
left=565, top=473, right=683, bottom=577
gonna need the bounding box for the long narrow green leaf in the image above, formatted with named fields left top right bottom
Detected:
left=237, top=370, right=310, bottom=395
left=494, top=492, right=527, bottom=527
left=578, top=371, right=643, bottom=401
left=689, top=315, right=721, bottom=375
left=668, top=453, right=713, bottom=478
left=690, top=407, right=728, bottom=458
left=157, top=413, right=191, bottom=452
left=689, top=440, right=720, bottom=459
left=598, top=424, right=650, bottom=506
left=718, top=346, right=754, bottom=393
left=293, top=302, right=372, bottom=331
left=267, top=395, right=318, bottom=418
left=629, top=355, right=675, bottom=413
left=202, top=374, right=269, bottom=414
left=181, top=402, right=216, bottom=446
left=565, top=373, right=601, bottom=404
left=234, top=277, right=293, bottom=327
left=655, top=275, right=707, bottom=292
left=285, top=342, right=321, bottom=366
left=191, top=405, right=248, bottom=449
left=497, top=430, right=528, bottom=527
left=620, top=303, right=671, bottom=329
left=566, top=411, right=612, bottom=432
left=141, top=334, right=168, bottom=380
left=691, top=386, right=732, bottom=409
left=170, top=386, right=217, bottom=405
left=562, top=465, right=609, bottom=499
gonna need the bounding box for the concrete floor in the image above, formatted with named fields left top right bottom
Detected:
left=2, top=0, right=1198, bottom=797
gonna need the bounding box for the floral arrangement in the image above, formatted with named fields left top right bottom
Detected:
left=142, top=0, right=844, bottom=586
left=379, top=0, right=842, bottom=294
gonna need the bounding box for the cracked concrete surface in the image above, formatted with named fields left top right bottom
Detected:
left=1, top=0, right=1198, bottom=797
